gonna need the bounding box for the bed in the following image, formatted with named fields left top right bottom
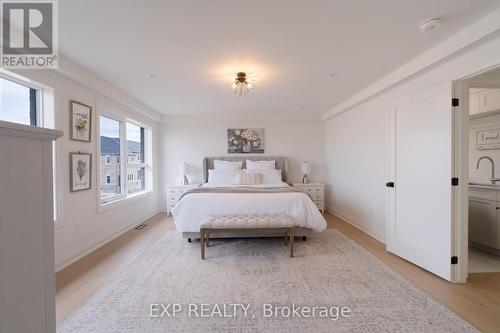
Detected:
left=171, top=156, right=327, bottom=240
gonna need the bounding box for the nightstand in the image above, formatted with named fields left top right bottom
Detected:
left=166, top=184, right=201, bottom=216
left=292, top=183, right=325, bottom=213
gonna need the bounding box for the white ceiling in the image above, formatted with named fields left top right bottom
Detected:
left=59, top=0, right=500, bottom=116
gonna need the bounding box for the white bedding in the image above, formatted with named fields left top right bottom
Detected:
left=171, top=183, right=327, bottom=232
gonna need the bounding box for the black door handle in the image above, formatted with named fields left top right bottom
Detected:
left=386, top=182, right=395, bottom=188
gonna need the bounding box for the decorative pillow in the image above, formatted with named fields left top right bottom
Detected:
left=246, top=160, right=276, bottom=170
left=213, top=160, right=243, bottom=170
left=208, top=169, right=242, bottom=184
left=234, top=172, right=261, bottom=185
left=257, top=169, right=282, bottom=184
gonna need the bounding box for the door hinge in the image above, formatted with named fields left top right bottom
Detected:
left=451, top=178, right=459, bottom=186
left=451, top=256, right=458, bottom=264
left=386, top=182, right=395, bottom=188
left=452, top=98, right=459, bottom=107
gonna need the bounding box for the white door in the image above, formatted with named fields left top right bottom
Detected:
left=387, top=82, right=455, bottom=281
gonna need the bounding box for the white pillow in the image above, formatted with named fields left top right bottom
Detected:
left=247, top=169, right=282, bottom=185
left=213, top=160, right=243, bottom=170
left=208, top=169, right=242, bottom=184
left=234, top=172, right=261, bottom=185
left=246, top=160, right=276, bottom=170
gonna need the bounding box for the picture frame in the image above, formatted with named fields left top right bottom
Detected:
left=70, top=152, right=92, bottom=192
left=70, top=100, right=92, bottom=142
left=227, top=128, right=265, bottom=154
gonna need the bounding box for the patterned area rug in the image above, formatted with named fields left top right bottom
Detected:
left=58, top=230, right=477, bottom=332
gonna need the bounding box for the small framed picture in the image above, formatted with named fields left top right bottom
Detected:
left=70, top=100, right=92, bottom=142
left=70, top=152, right=92, bottom=192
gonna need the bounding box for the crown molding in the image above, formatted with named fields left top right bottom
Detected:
left=322, top=7, right=500, bottom=121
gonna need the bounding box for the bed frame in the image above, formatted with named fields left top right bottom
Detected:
left=182, top=156, right=312, bottom=241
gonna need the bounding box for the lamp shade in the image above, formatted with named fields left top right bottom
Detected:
left=301, top=162, right=311, bottom=174
left=179, top=162, right=190, bottom=175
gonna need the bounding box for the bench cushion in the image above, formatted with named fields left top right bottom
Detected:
left=201, top=214, right=294, bottom=229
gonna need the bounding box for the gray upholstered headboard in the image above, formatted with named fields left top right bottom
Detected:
left=203, top=156, right=288, bottom=183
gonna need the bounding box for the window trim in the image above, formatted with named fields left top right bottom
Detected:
left=97, top=102, right=153, bottom=211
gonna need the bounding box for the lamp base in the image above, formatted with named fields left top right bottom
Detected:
left=182, top=175, right=189, bottom=185
left=302, top=174, right=309, bottom=184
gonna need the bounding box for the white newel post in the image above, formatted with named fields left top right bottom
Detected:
left=0, top=121, right=63, bottom=333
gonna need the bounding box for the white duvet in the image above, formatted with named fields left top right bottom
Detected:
left=171, top=183, right=327, bottom=232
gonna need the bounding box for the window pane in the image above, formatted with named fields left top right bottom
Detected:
left=126, top=122, right=145, bottom=194
left=0, top=77, right=37, bottom=126
left=100, top=116, right=121, bottom=203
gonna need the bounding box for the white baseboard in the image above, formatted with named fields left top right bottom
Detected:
left=326, top=208, right=386, bottom=244
left=55, top=210, right=161, bottom=273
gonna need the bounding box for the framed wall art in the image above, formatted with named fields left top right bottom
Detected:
left=70, top=100, right=92, bottom=142
left=70, top=152, right=92, bottom=192
left=227, top=128, right=265, bottom=154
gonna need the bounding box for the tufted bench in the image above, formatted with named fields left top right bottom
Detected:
left=199, top=214, right=295, bottom=259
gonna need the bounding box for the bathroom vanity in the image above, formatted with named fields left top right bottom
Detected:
left=469, top=183, right=500, bottom=256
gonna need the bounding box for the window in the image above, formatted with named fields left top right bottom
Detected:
left=0, top=76, right=38, bottom=126
left=99, top=112, right=152, bottom=205
left=100, top=116, right=122, bottom=203
left=126, top=122, right=146, bottom=194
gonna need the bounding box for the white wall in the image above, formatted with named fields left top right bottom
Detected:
left=325, top=31, right=500, bottom=243
left=159, top=120, right=326, bottom=210
left=8, top=68, right=162, bottom=271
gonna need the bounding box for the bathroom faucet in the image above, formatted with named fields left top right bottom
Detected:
left=476, top=156, right=500, bottom=184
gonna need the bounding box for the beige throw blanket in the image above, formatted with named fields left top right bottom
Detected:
left=178, top=186, right=305, bottom=201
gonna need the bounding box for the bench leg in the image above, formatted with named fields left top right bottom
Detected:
left=206, top=231, right=210, bottom=247
left=200, top=229, right=205, bottom=259
left=289, top=228, right=294, bottom=257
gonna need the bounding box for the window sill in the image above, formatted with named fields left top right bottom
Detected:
left=98, top=189, right=153, bottom=213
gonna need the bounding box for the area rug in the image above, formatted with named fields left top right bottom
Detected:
left=58, top=230, right=477, bottom=332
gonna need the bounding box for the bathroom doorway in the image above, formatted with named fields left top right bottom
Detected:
left=464, top=66, right=500, bottom=274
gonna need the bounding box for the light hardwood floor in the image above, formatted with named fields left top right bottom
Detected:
left=56, top=213, right=500, bottom=332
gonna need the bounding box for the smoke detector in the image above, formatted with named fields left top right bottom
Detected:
left=419, top=17, right=442, bottom=32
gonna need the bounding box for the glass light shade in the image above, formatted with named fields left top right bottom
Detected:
left=179, top=162, right=190, bottom=175
left=301, top=162, right=311, bottom=174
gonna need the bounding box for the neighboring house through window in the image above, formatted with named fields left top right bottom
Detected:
left=99, top=112, right=152, bottom=205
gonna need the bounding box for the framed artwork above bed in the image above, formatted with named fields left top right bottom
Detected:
left=227, top=128, right=264, bottom=154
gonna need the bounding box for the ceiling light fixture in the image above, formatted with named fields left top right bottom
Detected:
left=229, top=71, right=256, bottom=96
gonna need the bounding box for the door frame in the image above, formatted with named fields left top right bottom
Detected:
left=453, top=60, right=500, bottom=283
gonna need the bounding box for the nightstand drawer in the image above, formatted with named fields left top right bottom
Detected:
left=291, top=183, right=325, bottom=213
left=166, top=184, right=201, bottom=215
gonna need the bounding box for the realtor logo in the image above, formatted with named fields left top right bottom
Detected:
left=1, top=0, right=58, bottom=68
